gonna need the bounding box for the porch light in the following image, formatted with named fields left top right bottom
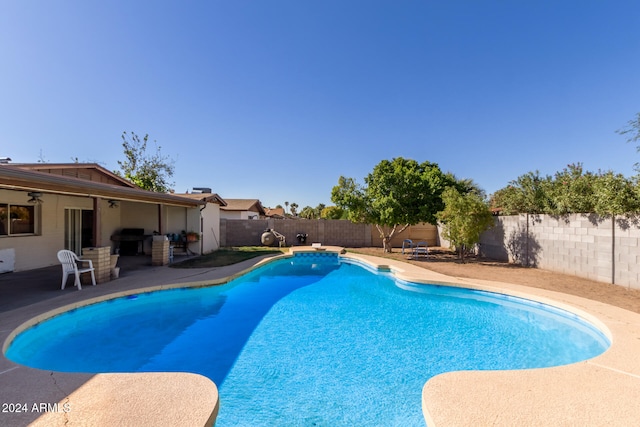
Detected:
left=108, top=200, right=119, bottom=208
left=27, top=192, right=43, bottom=204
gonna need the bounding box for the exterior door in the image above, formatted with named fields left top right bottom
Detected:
left=65, top=209, right=94, bottom=254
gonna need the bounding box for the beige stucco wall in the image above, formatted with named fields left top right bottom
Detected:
left=0, top=190, right=107, bottom=271
left=201, top=203, right=221, bottom=253
left=165, top=206, right=189, bottom=236
left=1, top=189, right=208, bottom=271
left=116, top=203, right=202, bottom=255
left=161, top=205, right=207, bottom=255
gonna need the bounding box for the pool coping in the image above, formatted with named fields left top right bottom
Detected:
left=343, top=252, right=640, bottom=426
left=2, top=248, right=640, bottom=426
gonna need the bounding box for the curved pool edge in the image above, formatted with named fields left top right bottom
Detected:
left=2, top=252, right=293, bottom=355
left=0, top=253, right=285, bottom=427
left=342, top=252, right=640, bottom=425
left=2, top=248, right=640, bottom=426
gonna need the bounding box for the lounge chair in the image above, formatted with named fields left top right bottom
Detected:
left=57, top=249, right=96, bottom=290
left=401, top=239, right=413, bottom=254
left=412, top=241, right=429, bottom=259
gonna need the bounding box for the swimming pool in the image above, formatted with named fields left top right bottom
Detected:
left=5, top=252, right=610, bottom=426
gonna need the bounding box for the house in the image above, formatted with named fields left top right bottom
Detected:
left=264, top=207, right=286, bottom=219
left=173, top=192, right=227, bottom=254
left=0, top=162, right=224, bottom=273
left=220, top=199, right=266, bottom=220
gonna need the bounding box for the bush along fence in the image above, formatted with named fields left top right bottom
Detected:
left=479, top=213, right=640, bottom=289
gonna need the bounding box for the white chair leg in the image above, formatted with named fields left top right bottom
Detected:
left=74, top=271, right=82, bottom=290
left=61, top=271, right=68, bottom=290
left=90, top=270, right=96, bottom=286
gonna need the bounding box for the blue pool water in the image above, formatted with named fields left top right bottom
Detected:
left=6, top=253, right=609, bottom=426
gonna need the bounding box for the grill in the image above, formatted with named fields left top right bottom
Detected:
left=110, top=228, right=147, bottom=255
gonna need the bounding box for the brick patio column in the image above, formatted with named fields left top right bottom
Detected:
left=82, top=246, right=111, bottom=284
left=152, top=239, right=170, bottom=266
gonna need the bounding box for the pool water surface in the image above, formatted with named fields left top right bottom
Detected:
left=5, top=253, right=610, bottom=426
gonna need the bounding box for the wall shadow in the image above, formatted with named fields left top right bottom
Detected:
left=506, top=223, right=541, bottom=268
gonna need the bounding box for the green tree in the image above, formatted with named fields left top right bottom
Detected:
left=490, top=171, right=553, bottom=214
left=300, top=204, right=328, bottom=219
left=437, top=187, right=494, bottom=261
left=331, top=157, right=455, bottom=252
left=299, top=206, right=316, bottom=219
left=320, top=206, right=345, bottom=219
left=116, top=131, right=175, bottom=192
left=548, top=163, right=596, bottom=214
left=289, top=202, right=299, bottom=216
left=491, top=165, right=640, bottom=217
left=592, top=171, right=640, bottom=217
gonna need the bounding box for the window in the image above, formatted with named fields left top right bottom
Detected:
left=0, top=205, right=6, bottom=235
left=0, top=203, right=36, bottom=235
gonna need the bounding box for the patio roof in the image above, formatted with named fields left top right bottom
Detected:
left=7, top=162, right=138, bottom=188
left=0, top=165, right=203, bottom=208
left=174, top=192, right=228, bottom=206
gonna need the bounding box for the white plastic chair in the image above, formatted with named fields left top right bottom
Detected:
left=57, top=249, right=96, bottom=290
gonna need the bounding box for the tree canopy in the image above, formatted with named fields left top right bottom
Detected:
left=299, top=204, right=327, bottom=219
left=116, top=131, right=175, bottom=192
left=490, top=163, right=640, bottom=217
left=331, top=157, right=457, bottom=251
left=320, top=206, right=345, bottom=220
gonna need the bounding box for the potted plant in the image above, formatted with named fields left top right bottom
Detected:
left=186, top=231, right=200, bottom=242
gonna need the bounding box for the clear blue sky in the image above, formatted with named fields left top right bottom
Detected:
left=2, top=1, right=639, bottom=209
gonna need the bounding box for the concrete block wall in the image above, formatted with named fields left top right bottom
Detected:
left=322, top=220, right=372, bottom=247
left=479, top=214, right=639, bottom=289
left=220, top=219, right=371, bottom=247
left=221, top=219, right=271, bottom=246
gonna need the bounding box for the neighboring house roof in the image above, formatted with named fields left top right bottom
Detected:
left=264, top=207, right=285, bottom=218
left=220, top=199, right=266, bottom=215
left=7, top=163, right=138, bottom=188
left=174, top=192, right=227, bottom=206
left=0, top=165, right=203, bottom=208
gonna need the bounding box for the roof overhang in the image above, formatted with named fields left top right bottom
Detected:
left=175, top=193, right=228, bottom=206
left=0, top=166, right=204, bottom=208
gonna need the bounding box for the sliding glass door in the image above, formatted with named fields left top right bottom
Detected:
left=65, top=209, right=93, bottom=254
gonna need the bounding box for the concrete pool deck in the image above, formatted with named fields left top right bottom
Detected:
left=1, top=248, right=639, bottom=426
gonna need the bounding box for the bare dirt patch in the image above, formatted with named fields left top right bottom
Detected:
left=347, top=247, right=640, bottom=314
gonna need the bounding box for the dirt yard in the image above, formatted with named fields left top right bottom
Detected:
left=347, top=247, right=640, bottom=314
